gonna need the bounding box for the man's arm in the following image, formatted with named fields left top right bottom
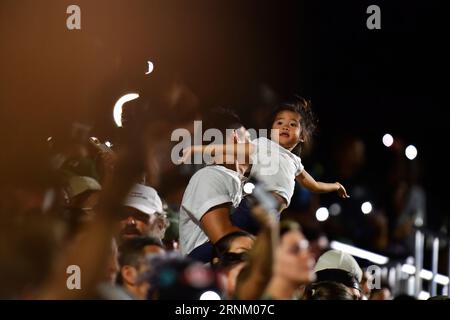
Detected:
left=180, top=143, right=254, bottom=165
left=200, top=203, right=242, bottom=244
left=234, top=205, right=276, bottom=300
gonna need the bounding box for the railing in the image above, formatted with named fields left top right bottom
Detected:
left=329, top=227, right=449, bottom=299
left=411, top=227, right=449, bottom=298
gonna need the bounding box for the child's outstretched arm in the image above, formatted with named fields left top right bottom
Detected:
left=179, top=143, right=254, bottom=164
left=296, top=170, right=349, bottom=198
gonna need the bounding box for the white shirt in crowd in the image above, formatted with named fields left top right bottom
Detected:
left=179, top=165, right=243, bottom=255
left=250, top=137, right=304, bottom=207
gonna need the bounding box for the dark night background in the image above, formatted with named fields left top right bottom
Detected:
left=0, top=0, right=448, bottom=230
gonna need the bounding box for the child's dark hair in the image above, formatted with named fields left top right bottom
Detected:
left=267, top=96, right=317, bottom=156
left=202, top=107, right=243, bottom=143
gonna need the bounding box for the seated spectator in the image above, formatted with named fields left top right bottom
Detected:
left=370, top=286, right=392, bottom=300
left=211, top=231, right=254, bottom=266
left=262, top=221, right=315, bottom=299
left=211, top=231, right=254, bottom=298
left=313, top=249, right=363, bottom=299
left=119, top=184, right=169, bottom=243
left=303, top=281, right=358, bottom=300
left=64, top=175, right=102, bottom=222
left=117, top=236, right=165, bottom=299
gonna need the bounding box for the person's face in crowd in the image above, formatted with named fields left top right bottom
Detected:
left=228, top=235, right=255, bottom=254
left=361, top=270, right=374, bottom=298
left=119, top=207, right=151, bottom=240
left=135, top=263, right=151, bottom=300
left=215, top=235, right=253, bottom=298
left=106, top=239, right=120, bottom=284
left=370, top=288, right=392, bottom=300
left=120, top=259, right=151, bottom=300
left=148, top=213, right=170, bottom=240
left=80, top=191, right=100, bottom=209
left=72, top=191, right=101, bottom=219
left=143, top=244, right=165, bottom=255
left=275, top=229, right=315, bottom=285
left=308, top=235, right=329, bottom=261
left=271, top=110, right=302, bottom=150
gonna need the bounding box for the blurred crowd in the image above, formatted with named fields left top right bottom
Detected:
left=0, top=80, right=445, bottom=301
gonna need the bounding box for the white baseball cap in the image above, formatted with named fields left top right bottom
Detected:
left=314, top=249, right=363, bottom=282
left=123, top=184, right=163, bottom=215
left=66, top=176, right=102, bottom=199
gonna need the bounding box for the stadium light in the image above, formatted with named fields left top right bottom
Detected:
left=329, top=203, right=341, bottom=216
left=361, top=201, right=373, bottom=214
left=113, top=93, right=139, bottom=127
left=382, top=134, right=394, bottom=147
left=405, top=145, right=418, bottom=160
left=330, top=241, right=389, bottom=265
left=316, top=207, right=329, bottom=222
left=199, top=291, right=221, bottom=300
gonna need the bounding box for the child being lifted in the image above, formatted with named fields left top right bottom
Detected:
left=181, top=97, right=349, bottom=221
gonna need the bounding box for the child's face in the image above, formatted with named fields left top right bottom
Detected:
left=271, top=110, right=302, bottom=150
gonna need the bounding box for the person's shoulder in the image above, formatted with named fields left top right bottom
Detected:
left=291, top=153, right=303, bottom=171
left=190, top=165, right=220, bottom=179
left=289, top=151, right=302, bottom=163
left=280, top=148, right=303, bottom=169
left=253, top=137, right=280, bottom=151
left=253, top=136, right=267, bottom=142
left=253, top=136, right=271, bottom=144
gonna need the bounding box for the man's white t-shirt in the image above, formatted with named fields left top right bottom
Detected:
left=250, top=137, right=304, bottom=206
left=179, top=165, right=243, bottom=255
